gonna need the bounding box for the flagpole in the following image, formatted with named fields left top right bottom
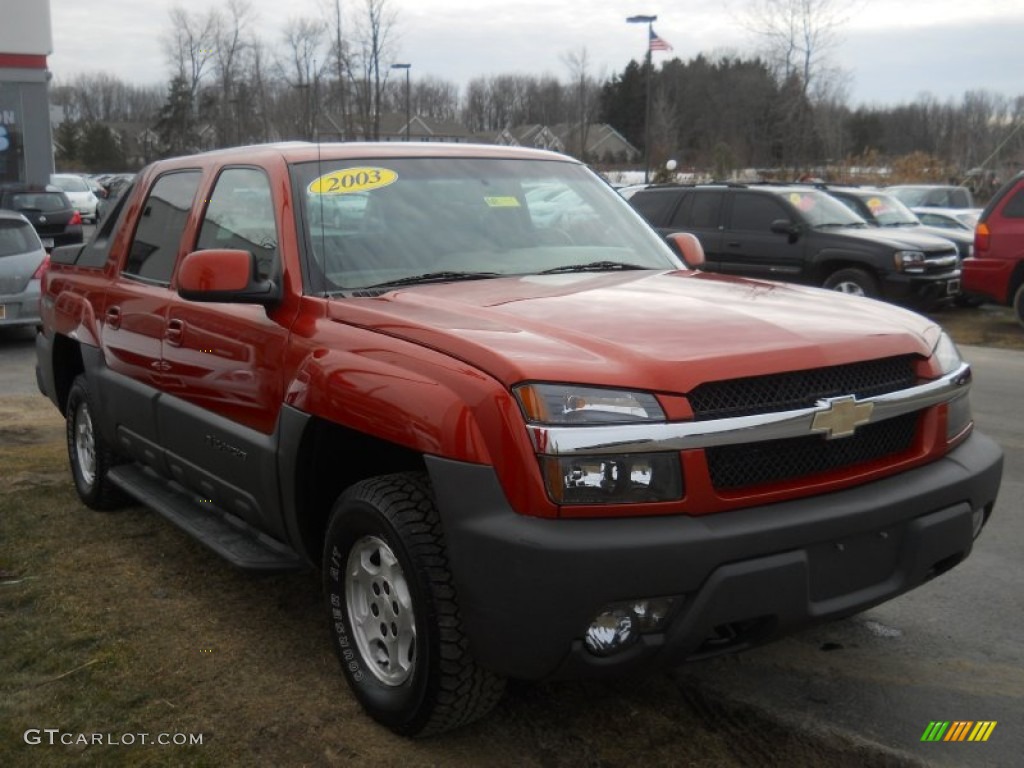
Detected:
left=627, top=14, right=657, bottom=184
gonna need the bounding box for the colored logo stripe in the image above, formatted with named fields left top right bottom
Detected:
left=944, top=721, right=972, bottom=741
left=921, top=720, right=997, bottom=742
left=968, top=721, right=997, bottom=742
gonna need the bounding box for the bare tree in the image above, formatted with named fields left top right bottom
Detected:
left=163, top=4, right=218, bottom=113
left=211, top=0, right=256, bottom=146
left=562, top=48, right=600, bottom=159
left=743, top=0, right=856, bottom=169
left=744, top=0, right=853, bottom=98
left=281, top=17, right=326, bottom=139
left=319, top=0, right=352, bottom=136
left=352, top=0, right=397, bottom=139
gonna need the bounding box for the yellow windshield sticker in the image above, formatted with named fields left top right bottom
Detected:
left=309, top=167, right=397, bottom=195
left=484, top=196, right=521, bottom=208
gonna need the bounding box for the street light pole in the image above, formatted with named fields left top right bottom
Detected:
left=391, top=63, right=411, bottom=141
left=626, top=14, right=657, bottom=184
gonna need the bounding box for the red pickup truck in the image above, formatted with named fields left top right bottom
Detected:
left=36, top=143, right=1002, bottom=736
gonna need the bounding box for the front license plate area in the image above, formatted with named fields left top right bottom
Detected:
left=808, top=527, right=903, bottom=601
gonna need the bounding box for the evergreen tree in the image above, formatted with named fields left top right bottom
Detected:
left=54, top=119, right=81, bottom=169
left=79, top=122, right=126, bottom=171
left=155, top=74, right=196, bottom=156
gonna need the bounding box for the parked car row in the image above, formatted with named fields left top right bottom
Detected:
left=625, top=179, right=1024, bottom=329
left=0, top=172, right=108, bottom=331
left=628, top=182, right=961, bottom=305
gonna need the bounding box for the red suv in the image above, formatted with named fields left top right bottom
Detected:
left=964, top=171, right=1024, bottom=327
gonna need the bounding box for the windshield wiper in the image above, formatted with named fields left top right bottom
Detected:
left=817, top=221, right=866, bottom=229
left=362, top=271, right=502, bottom=289
left=539, top=260, right=648, bottom=274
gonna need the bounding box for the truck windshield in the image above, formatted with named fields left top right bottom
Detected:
left=291, top=157, right=680, bottom=292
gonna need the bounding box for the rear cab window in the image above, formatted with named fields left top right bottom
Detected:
left=123, top=171, right=202, bottom=284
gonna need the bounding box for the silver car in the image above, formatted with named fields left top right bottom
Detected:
left=0, top=210, right=47, bottom=329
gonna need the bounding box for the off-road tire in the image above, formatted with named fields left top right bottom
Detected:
left=65, top=374, right=127, bottom=510
left=323, top=472, right=505, bottom=736
left=823, top=268, right=879, bottom=298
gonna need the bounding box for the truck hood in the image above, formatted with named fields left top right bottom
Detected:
left=825, top=225, right=960, bottom=252
left=327, top=271, right=940, bottom=393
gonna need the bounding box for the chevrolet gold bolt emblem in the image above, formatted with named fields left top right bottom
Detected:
left=811, top=396, right=874, bottom=439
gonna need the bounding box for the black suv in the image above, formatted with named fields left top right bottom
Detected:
left=820, top=185, right=974, bottom=261
left=0, top=184, right=84, bottom=250
left=629, top=183, right=961, bottom=304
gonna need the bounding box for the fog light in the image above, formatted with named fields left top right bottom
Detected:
left=584, top=611, right=636, bottom=656
left=584, top=597, right=677, bottom=656
left=630, top=597, right=675, bottom=631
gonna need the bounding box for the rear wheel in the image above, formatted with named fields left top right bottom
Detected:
left=323, top=472, right=505, bottom=736
left=65, top=374, right=126, bottom=510
left=823, top=268, right=879, bottom=298
left=1013, top=283, right=1024, bottom=329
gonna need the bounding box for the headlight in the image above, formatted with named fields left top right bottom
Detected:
left=932, top=331, right=962, bottom=374
left=514, top=383, right=665, bottom=424
left=894, top=250, right=926, bottom=271
left=541, top=453, right=684, bottom=504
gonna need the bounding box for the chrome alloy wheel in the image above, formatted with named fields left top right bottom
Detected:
left=831, top=280, right=866, bottom=296
left=74, top=401, right=97, bottom=488
left=345, top=535, right=417, bottom=686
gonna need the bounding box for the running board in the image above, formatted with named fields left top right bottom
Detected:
left=109, top=464, right=307, bottom=571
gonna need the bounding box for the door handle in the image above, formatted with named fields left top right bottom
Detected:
left=726, top=241, right=742, bottom=247
left=105, top=306, right=122, bottom=330
left=166, top=318, right=184, bottom=346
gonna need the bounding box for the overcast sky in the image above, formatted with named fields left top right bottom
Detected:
left=46, top=0, right=1024, bottom=107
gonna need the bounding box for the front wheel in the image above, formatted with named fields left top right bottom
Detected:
left=65, top=374, right=126, bottom=510
left=1013, top=283, right=1024, bottom=330
left=823, top=268, right=879, bottom=298
left=323, top=473, right=505, bottom=736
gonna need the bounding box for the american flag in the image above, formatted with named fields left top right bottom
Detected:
left=649, top=28, right=673, bottom=52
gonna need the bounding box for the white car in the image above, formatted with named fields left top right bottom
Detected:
left=911, top=207, right=982, bottom=233
left=49, top=174, right=100, bottom=222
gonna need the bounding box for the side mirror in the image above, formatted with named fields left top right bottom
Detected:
left=770, top=218, right=801, bottom=242
left=176, top=249, right=280, bottom=306
left=667, top=232, right=705, bottom=269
